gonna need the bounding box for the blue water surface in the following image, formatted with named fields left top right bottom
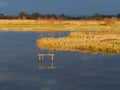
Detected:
left=0, top=31, right=120, bottom=90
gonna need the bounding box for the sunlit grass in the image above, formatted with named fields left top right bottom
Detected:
left=0, top=20, right=120, bottom=32
left=37, top=31, right=120, bottom=55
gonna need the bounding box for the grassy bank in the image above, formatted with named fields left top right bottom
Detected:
left=0, top=20, right=120, bottom=32
left=37, top=31, right=120, bottom=55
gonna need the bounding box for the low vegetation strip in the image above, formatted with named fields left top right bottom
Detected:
left=37, top=31, right=120, bottom=55
left=0, top=20, right=120, bottom=31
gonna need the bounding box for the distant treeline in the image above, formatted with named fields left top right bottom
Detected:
left=0, top=12, right=120, bottom=20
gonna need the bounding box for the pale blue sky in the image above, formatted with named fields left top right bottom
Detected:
left=0, top=0, right=120, bottom=15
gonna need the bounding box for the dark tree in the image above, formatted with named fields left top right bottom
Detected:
left=31, top=12, right=43, bottom=19
left=18, top=12, right=27, bottom=19
left=48, top=14, right=57, bottom=20
left=117, top=14, right=120, bottom=18
left=92, top=13, right=103, bottom=20
left=6, top=15, right=16, bottom=19
left=0, top=13, right=4, bottom=19
left=58, top=14, right=68, bottom=20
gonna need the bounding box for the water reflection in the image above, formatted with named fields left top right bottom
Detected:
left=37, top=54, right=55, bottom=69
left=0, top=31, right=120, bottom=90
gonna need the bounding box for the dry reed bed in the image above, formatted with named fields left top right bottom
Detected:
left=0, top=20, right=104, bottom=25
left=37, top=31, right=120, bottom=55
left=0, top=19, right=120, bottom=25
left=0, top=20, right=120, bottom=31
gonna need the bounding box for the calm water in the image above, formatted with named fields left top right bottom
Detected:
left=0, top=31, right=120, bottom=90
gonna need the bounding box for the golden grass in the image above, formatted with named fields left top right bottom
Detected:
left=37, top=31, right=120, bottom=55
left=0, top=20, right=105, bottom=25
left=0, top=20, right=120, bottom=32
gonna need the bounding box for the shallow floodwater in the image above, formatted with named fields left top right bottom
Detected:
left=0, top=31, right=120, bottom=90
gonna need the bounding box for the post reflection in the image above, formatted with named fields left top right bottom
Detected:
left=37, top=54, right=55, bottom=69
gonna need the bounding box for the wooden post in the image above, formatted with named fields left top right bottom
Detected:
left=37, top=54, right=55, bottom=69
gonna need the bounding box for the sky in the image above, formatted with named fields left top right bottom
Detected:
left=0, top=0, right=120, bottom=16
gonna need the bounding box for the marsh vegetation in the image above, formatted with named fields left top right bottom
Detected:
left=0, top=12, right=120, bottom=31
left=37, top=31, right=120, bottom=55
left=0, top=20, right=120, bottom=31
